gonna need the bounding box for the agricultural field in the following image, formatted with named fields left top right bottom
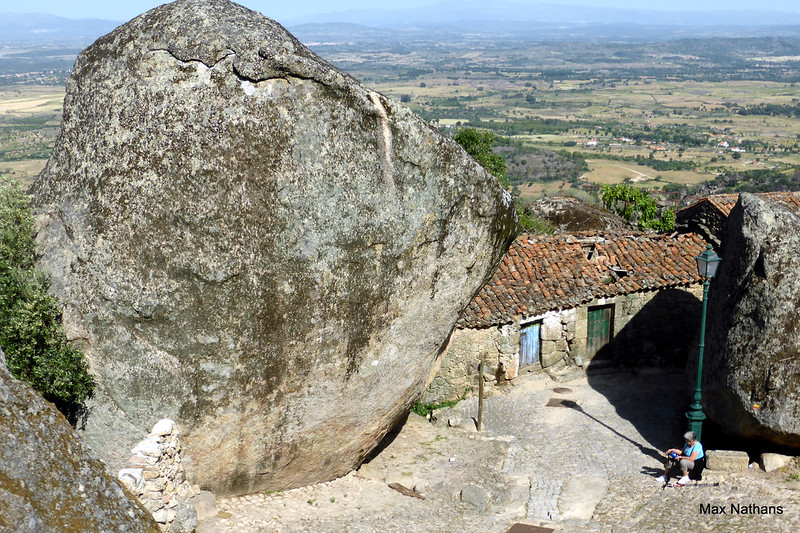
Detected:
left=0, top=85, right=62, bottom=186
left=4, top=36, right=800, bottom=202
left=305, top=35, right=800, bottom=201
left=365, top=75, right=800, bottom=197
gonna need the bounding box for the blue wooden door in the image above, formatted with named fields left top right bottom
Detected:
left=519, top=322, right=541, bottom=367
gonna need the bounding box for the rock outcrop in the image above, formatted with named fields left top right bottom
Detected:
left=701, top=193, right=800, bottom=448
left=0, top=348, right=160, bottom=532
left=524, top=197, right=630, bottom=233
left=31, top=0, right=516, bottom=495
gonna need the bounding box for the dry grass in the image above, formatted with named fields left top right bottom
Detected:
left=580, top=159, right=715, bottom=189
left=0, top=159, right=47, bottom=185
left=0, top=88, right=64, bottom=116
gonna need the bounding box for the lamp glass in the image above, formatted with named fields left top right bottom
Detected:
left=696, top=246, right=722, bottom=279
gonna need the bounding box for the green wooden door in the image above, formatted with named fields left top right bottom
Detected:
left=587, top=305, right=613, bottom=359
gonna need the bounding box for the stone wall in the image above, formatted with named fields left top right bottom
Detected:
left=539, top=308, right=583, bottom=368
left=118, top=419, right=198, bottom=532
left=422, top=325, right=519, bottom=404
left=424, top=285, right=702, bottom=402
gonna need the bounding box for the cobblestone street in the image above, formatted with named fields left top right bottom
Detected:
left=198, top=368, right=800, bottom=532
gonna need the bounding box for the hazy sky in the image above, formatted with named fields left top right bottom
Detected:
left=2, top=0, right=800, bottom=24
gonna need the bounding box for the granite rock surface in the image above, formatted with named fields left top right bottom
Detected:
left=701, top=193, right=800, bottom=448
left=0, top=348, right=160, bottom=533
left=31, top=0, right=516, bottom=495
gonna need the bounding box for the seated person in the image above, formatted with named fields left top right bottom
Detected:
left=656, top=431, right=704, bottom=484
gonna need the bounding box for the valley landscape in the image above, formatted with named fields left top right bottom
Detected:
left=6, top=28, right=800, bottom=201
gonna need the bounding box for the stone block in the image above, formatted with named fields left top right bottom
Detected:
left=145, top=478, right=167, bottom=492
left=575, top=318, right=588, bottom=340
left=541, top=351, right=566, bottom=369
left=151, top=419, right=174, bottom=436
left=118, top=468, right=143, bottom=488
left=151, top=509, right=168, bottom=524
left=555, top=339, right=569, bottom=352
left=760, top=453, right=794, bottom=472
left=460, top=483, right=490, bottom=511
left=541, top=316, right=562, bottom=341
left=492, top=325, right=519, bottom=354
left=142, top=468, right=161, bottom=480
left=541, top=340, right=556, bottom=356
left=132, top=438, right=161, bottom=457
left=500, top=352, right=519, bottom=380
left=129, top=456, right=149, bottom=468
left=705, top=450, right=750, bottom=471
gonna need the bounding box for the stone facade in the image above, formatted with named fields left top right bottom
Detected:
left=423, top=326, right=519, bottom=403
left=425, top=285, right=702, bottom=403
left=119, top=419, right=199, bottom=532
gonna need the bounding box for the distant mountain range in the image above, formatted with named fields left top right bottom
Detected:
left=3, top=3, right=800, bottom=49
left=0, top=14, right=118, bottom=45
left=284, top=0, right=800, bottom=28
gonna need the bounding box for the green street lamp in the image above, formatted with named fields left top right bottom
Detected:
left=686, top=244, right=722, bottom=442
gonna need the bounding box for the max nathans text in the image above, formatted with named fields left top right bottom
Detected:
left=700, top=503, right=784, bottom=515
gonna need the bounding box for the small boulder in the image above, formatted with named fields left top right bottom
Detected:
left=152, top=419, right=175, bottom=436
left=189, top=490, right=218, bottom=520
left=524, top=196, right=630, bottom=232
left=760, top=453, right=794, bottom=473
left=460, top=483, right=490, bottom=511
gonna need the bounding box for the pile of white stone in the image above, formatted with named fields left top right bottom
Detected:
left=118, top=419, right=199, bottom=531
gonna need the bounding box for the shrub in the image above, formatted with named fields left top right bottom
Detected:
left=517, top=206, right=556, bottom=235
left=600, top=183, right=675, bottom=232
left=411, top=398, right=462, bottom=417
left=0, top=177, right=94, bottom=419
left=453, top=127, right=509, bottom=187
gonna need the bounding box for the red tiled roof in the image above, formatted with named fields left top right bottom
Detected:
left=681, top=192, right=800, bottom=217
left=458, top=231, right=707, bottom=328
left=704, top=194, right=740, bottom=216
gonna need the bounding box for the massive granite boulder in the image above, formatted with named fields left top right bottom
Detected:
left=701, top=193, right=800, bottom=448
left=31, top=0, right=516, bottom=495
left=0, top=348, right=160, bottom=532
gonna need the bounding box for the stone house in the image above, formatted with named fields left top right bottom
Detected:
left=676, top=192, right=800, bottom=248
left=424, top=231, right=707, bottom=403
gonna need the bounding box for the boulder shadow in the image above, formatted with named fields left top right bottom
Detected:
left=585, top=288, right=703, bottom=457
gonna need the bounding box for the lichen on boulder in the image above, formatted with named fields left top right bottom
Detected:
left=0, top=348, right=160, bottom=532
left=31, top=0, right=516, bottom=495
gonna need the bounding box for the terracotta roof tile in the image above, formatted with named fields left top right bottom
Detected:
left=458, top=231, right=707, bottom=329
left=679, top=191, right=800, bottom=218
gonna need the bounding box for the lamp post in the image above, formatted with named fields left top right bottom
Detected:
left=686, top=244, right=722, bottom=442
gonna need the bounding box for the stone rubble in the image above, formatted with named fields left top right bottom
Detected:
left=119, top=419, right=199, bottom=532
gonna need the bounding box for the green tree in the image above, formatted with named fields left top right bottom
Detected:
left=601, top=183, right=675, bottom=232
left=453, top=127, right=509, bottom=187
left=1, top=177, right=94, bottom=419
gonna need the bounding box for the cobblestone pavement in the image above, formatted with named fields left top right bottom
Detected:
left=198, top=368, right=800, bottom=532
left=480, top=367, right=681, bottom=524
